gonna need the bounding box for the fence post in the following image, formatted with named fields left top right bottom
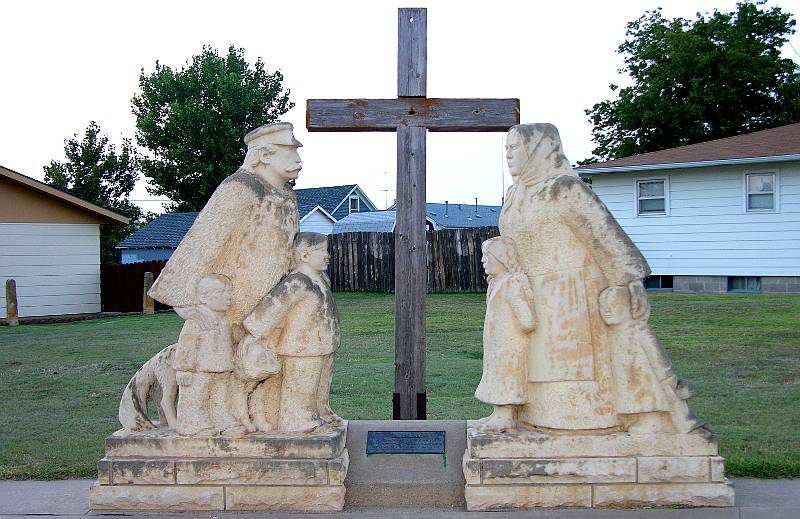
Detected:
left=143, top=272, right=155, bottom=315
left=6, top=279, right=19, bottom=326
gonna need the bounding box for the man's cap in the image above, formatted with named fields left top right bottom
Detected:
left=244, top=122, right=302, bottom=148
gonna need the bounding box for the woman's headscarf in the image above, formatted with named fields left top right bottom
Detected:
left=509, top=123, right=575, bottom=188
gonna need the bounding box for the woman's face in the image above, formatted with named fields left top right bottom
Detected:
left=505, top=130, right=525, bottom=178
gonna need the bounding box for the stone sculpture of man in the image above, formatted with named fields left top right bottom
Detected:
left=242, top=232, right=341, bottom=433
left=498, top=123, right=701, bottom=434
left=148, top=122, right=301, bottom=340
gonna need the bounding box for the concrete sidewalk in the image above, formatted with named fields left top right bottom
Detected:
left=0, top=478, right=798, bottom=518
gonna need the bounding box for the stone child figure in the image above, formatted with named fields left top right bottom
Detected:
left=474, top=236, right=535, bottom=433
left=242, top=232, right=341, bottom=433
left=172, top=274, right=243, bottom=436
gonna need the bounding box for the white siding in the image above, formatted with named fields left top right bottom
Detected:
left=0, top=223, right=101, bottom=317
left=590, top=161, right=800, bottom=276
left=299, top=208, right=335, bottom=235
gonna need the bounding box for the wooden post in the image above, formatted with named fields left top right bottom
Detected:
left=394, top=125, right=427, bottom=419
left=397, top=8, right=427, bottom=97
left=6, top=279, right=19, bottom=326
left=143, top=272, right=155, bottom=315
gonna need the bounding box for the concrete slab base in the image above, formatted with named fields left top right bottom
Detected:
left=344, top=420, right=467, bottom=508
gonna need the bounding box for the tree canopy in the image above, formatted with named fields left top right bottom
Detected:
left=585, top=1, right=800, bottom=162
left=133, top=45, right=294, bottom=212
left=44, top=122, right=143, bottom=266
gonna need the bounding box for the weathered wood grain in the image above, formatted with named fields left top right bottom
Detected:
left=306, top=98, right=520, bottom=132
left=5, top=279, right=19, bottom=326
left=394, top=126, right=427, bottom=419
left=398, top=8, right=427, bottom=97
left=142, top=272, right=155, bottom=315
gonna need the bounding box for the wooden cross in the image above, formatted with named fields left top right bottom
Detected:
left=307, top=8, right=519, bottom=420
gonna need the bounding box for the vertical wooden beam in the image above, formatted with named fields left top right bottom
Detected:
left=5, top=279, right=19, bottom=326
left=143, top=272, right=155, bottom=315
left=394, top=125, right=427, bottom=419
left=398, top=8, right=427, bottom=97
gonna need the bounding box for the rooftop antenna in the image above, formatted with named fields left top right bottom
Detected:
left=380, top=170, right=390, bottom=209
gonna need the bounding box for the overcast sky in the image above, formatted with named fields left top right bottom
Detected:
left=2, top=0, right=798, bottom=212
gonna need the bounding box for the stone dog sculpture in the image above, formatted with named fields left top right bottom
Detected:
left=477, top=123, right=701, bottom=435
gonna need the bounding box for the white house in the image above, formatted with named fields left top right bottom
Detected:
left=576, top=123, right=800, bottom=294
left=0, top=165, right=129, bottom=319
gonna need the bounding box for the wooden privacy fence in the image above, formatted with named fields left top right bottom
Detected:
left=328, top=227, right=500, bottom=292
left=101, top=260, right=170, bottom=313
left=102, top=227, right=501, bottom=311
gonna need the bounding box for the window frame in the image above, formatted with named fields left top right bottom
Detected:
left=727, top=276, right=762, bottom=293
left=349, top=195, right=360, bottom=214
left=644, top=275, right=674, bottom=292
left=634, top=176, right=669, bottom=217
left=743, top=171, right=779, bottom=213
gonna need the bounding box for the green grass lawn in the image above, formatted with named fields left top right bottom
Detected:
left=1, top=292, right=798, bottom=479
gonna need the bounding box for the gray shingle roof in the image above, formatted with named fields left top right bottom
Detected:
left=118, top=185, right=359, bottom=249
left=296, top=184, right=356, bottom=215
left=426, top=203, right=501, bottom=228
left=118, top=212, right=199, bottom=249
left=333, top=211, right=398, bottom=233
left=332, top=203, right=502, bottom=233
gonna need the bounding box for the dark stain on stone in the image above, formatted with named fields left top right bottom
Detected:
left=224, top=169, right=266, bottom=201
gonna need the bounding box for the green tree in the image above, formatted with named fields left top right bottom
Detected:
left=585, top=1, right=800, bottom=161
left=133, top=45, right=294, bottom=211
left=44, top=122, right=143, bottom=266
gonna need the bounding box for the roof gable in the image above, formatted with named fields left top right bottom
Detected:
left=299, top=205, right=335, bottom=224
left=295, top=184, right=357, bottom=217
left=577, top=123, right=800, bottom=173
left=0, top=165, right=129, bottom=224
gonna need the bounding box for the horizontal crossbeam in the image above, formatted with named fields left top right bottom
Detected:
left=306, top=98, right=520, bottom=132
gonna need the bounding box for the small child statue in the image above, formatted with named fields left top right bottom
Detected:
left=173, top=274, right=243, bottom=436
left=474, top=236, right=536, bottom=432
left=242, top=232, right=342, bottom=433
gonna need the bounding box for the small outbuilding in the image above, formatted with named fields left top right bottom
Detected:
left=576, top=123, right=800, bottom=293
left=0, top=165, right=129, bottom=320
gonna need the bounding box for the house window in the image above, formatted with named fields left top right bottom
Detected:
left=349, top=196, right=360, bottom=214
left=728, top=276, right=761, bottom=293
left=644, top=275, right=673, bottom=291
left=746, top=173, right=775, bottom=211
left=637, top=179, right=666, bottom=215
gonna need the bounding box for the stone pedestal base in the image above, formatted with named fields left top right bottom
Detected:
left=89, top=422, right=348, bottom=512
left=463, top=422, right=734, bottom=510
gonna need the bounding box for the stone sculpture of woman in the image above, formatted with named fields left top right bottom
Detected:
left=498, top=123, right=701, bottom=434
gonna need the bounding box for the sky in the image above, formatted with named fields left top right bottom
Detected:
left=2, top=0, right=799, bottom=212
